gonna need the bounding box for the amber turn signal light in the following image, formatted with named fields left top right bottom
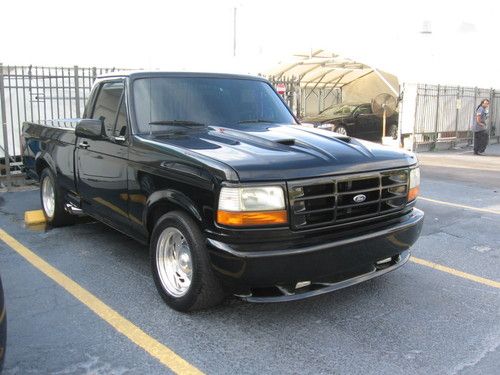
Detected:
left=408, top=186, right=420, bottom=202
left=217, top=210, right=288, bottom=227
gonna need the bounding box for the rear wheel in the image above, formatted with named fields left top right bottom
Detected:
left=334, top=125, right=348, bottom=136
left=39, top=168, right=75, bottom=227
left=150, top=211, right=225, bottom=312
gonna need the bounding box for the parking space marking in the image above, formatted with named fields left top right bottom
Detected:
left=420, top=197, right=500, bottom=215
left=421, top=164, right=499, bottom=172
left=411, top=256, right=500, bottom=289
left=0, top=228, right=203, bottom=375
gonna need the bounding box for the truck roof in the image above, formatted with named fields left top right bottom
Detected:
left=97, top=70, right=267, bottom=82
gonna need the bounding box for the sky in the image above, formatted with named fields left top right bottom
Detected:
left=1, top=0, right=499, bottom=87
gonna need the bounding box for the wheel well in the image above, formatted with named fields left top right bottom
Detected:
left=36, top=159, right=50, bottom=180
left=146, top=200, right=197, bottom=237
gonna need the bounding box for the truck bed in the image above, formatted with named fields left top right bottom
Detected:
left=22, top=121, right=78, bottom=192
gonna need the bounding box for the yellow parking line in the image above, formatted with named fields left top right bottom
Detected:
left=0, top=228, right=203, bottom=375
left=410, top=256, right=500, bottom=289
left=419, top=197, right=500, bottom=215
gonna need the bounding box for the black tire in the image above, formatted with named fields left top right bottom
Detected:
left=39, top=168, right=75, bottom=227
left=388, top=124, right=398, bottom=140
left=334, top=125, right=348, bottom=136
left=150, top=211, right=225, bottom=312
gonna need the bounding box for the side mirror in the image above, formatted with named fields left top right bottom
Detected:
left=75, top=119, right=104, bottom=139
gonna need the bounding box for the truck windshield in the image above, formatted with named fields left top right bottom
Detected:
left=132, top=77, right=296, bottom=133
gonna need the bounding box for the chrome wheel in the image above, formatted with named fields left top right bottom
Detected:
left=156, top=227, right=193, bottom=297
left=335, top=126, right=347, bottom=135
left=41, top=176, right=55, bottom=219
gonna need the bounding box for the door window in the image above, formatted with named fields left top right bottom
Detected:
left=91, top=81, right=125, bottom=137
left=113, top=98, right=128, bottom=137
left=354, top=105, right=372, bottom=116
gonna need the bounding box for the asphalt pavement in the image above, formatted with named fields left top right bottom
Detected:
left=0, top=144, right=498, bottom=375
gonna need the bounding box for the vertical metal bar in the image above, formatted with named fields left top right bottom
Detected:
left=55, top=67, right=60, bottom=119
left=67, top=69, right=73, bottom=118
left=61, top=67, right=67, bottom=118
left=14, top=66, right=23, bottom=156
left=472, top=87, right=478, bottom=144
left=488, top=88, right=494, bottom=144
left=455, top=87, right=460, bottom=140
left=41, top=66, right=47, bottom=123
left=8, top=65, right=16, bottom=158
left=74, top=65, right=81, bottom=118
left=35, top=66, right=41, bottom=122
left=81, top=68, right=87, bottom=106
left=28, top=66, right=34, bottom=122
left=92, top=67, right=97, bottom=82
left=412, top=85, right=420, bottom=152
left=48, top=67, right=54, bottom=122
left=21, top=66, right=28, bottom=122
left=434, top=84, right=440, bottom=145
left=67, top=68, right=73, bottom=118
left=0, top=63, right=11, bottom=184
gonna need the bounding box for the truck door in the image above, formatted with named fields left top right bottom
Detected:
left=76, top=80, right=130, bottom=230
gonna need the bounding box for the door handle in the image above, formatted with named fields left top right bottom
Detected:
left=78, top=141, right=90, bottom=149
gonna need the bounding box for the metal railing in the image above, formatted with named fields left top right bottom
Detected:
left=0, top=64, right=122, bottom=183
left=268, top=76, right=342, bottom=118
left=2, top=65, right=498, bottom=185
left=409, top=84, right=498, bottom=147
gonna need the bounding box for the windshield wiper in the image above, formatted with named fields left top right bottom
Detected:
left=149, top=120, right=206, bottom=127
left=237, top=119, right=278, bottom=124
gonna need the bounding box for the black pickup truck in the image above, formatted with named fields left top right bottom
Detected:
left=23, top=71, right=424, bottom=311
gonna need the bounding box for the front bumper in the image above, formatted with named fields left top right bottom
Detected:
left=207, top=208, right=424, bottom=298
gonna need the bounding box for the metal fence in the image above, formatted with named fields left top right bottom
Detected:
left=268, top=76, right=342, bottom=118
left=408, top=84, right=498, bottom=146
left=2, top=65, right=498, bottom=184
left=0, top=64, right=121, bottom=180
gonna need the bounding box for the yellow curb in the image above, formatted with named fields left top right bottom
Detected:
left=24, top=210, right=47, bottom=226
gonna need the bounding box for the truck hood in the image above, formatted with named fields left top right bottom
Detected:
left=139, top=124, right=417, bottom=181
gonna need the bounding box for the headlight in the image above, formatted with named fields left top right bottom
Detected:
left=217, top=186, right=287, bottom=227
left=408, top=167, right=420, bottom=201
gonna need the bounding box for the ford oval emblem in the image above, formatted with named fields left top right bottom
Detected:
left=353, top=194, right=367, bottom=203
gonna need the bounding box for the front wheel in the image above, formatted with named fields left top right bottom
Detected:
left=334, top=125, right=348, bottom=136
left=39, top=168, right=75, bottom=227
left=150, top=211, right=225, bottom=312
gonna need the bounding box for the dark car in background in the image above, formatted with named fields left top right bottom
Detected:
left=301, top=103, right=399, bottom=142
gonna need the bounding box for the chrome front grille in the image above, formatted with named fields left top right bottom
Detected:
left=288, top=169, right=409, bottom=230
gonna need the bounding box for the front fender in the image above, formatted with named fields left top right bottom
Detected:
left=144, top=189, right=204, bottom=229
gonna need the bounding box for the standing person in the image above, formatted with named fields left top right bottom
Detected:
left=473, top=99, right=490, bottom=155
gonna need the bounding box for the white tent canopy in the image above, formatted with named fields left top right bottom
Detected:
left=267, top=50, right=400, bottom=104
